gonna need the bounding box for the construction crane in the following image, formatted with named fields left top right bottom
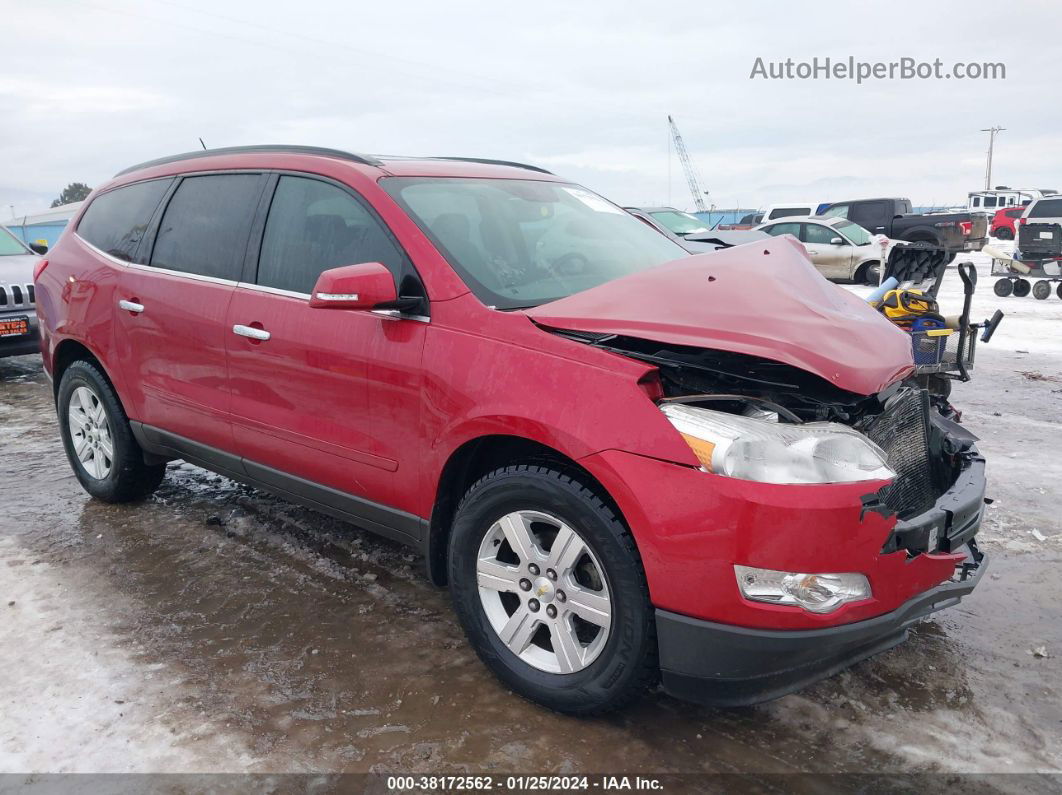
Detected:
left=667, top=115, right=708, bottom=212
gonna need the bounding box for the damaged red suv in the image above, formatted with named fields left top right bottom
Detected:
left=34, top=146, right=987, bottom=713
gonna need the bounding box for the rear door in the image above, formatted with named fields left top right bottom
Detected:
left=114, top=172, right=266, bottom=453
left=225, top=173, right=428, bottom=529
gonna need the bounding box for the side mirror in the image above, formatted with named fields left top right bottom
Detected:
left=29, top=243, right=48, bottom=255
left=830, top=237, right=845, bottom=245
left=309, top=262, right=396, bottom=310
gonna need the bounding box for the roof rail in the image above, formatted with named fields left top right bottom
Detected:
left=114, top=145, right=383, bottom=177
left=432, top=156, right=553, bottom=175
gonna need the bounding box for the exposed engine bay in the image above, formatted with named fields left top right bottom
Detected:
left=554, top=329, right=981, bottom=522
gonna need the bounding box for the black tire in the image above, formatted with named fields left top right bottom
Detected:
left=993, top=278, right=1014, bottom=297
left=1057, top=282, right=1062, bottom=300
left=1014, top=278, right=1032, bottom=298
left=856, top=261, right=880, bottom=286
left=1033, top=280, right=1052, bottom=300
left=448, top=464, right=656, bottom=715
left=994, top=228, right=1013, bottom=241
left=57, top=360, right=166, bottom=502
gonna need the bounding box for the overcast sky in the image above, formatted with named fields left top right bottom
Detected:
left=2, top=0, right=1060, bottom=217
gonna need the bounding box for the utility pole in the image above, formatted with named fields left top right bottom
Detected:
left=981, top=126, right=1005, bottom=190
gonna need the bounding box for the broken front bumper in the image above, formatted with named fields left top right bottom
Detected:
left=657, top=542, right=986, bottom=707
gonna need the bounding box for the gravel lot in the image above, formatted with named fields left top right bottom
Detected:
left=1, top=254, right=1060, bottom=783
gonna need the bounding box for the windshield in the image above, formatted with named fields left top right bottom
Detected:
left=647, top=210, right=710, bottom=236
left=832, top=219, right=873, bottom=246
left=0, top=226, right=30, bottom=256
left=381, top=177, right=688, bottom=309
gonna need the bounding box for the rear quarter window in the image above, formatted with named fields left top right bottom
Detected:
left=76, top=179, right=173, bottom=262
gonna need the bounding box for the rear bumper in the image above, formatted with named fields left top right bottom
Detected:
left=657, top=542, right=986, bottom=707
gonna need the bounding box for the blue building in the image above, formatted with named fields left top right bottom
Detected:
left=6, top=201, right=83, bottom=248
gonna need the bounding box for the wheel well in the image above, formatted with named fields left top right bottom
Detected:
left=854, top=260, right=879, bottom=282
left=426, top=435, right=625, bottom=586
left=52, top=340, right=110, bottom=400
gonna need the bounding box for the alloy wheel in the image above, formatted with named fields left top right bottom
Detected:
left=68, top=385, right=114, bottom=479
left=476, top=510, right=612, bottom=674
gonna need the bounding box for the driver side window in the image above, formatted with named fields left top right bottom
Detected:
left=257, top=176, right=407, bottom=295
left=803, top=224, right=838, bottom=245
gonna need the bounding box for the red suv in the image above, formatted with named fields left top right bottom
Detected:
left=991, top=206, right=1025, bottom=240
left=34, top=146, right=987, bottom=714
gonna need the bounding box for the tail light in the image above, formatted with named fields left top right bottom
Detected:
left=1019, top=217, right=1028, bottom=226
left=959, top=221, right=972, bottom=236
left=33, top=258, right=49, bottom=282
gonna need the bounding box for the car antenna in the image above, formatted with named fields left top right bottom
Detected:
left=198, top=137, right=207, bottom=150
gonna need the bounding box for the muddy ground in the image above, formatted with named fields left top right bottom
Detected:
left=1, top=256, right=1060, bottom=784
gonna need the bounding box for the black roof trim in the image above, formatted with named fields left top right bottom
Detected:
left=431, top=156, right=553, bottom=175
left=114, top=145, right=383, bottom=177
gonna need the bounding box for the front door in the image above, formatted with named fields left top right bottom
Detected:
left=114, top=172, right=266, bottom=452
left=801, top=222, right=854, bottom=280
left=225, top=174, right=428, bottom=525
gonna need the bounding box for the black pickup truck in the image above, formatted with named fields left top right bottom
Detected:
left=819, top=198, right=988, bottom=257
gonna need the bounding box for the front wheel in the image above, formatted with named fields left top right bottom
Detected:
left=57, top=360, right=167, bottom=502
left=856, top=261, right=880, bottom=286
left=994, top=278, right=1014, bottom=297
left=448, top=465, right=656, bottom=714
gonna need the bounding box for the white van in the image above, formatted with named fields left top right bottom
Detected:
left=760, top=202, right=820, bottom=221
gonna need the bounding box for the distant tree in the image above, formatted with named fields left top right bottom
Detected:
left=51, top=182, right=92, bottom=208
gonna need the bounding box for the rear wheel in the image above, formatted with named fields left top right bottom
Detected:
left=993, top=278, right=1014, bottom=297
left=57, top=360, right=166, bottom=502
left=1057, top=282, right=1062, bottom=300
left=1033, top=280, right=1052, bottom=300
left=1013, top=278, right=1032, bottom=297
left=448, top=465, right=656, bottom=714
left=994, top=228, right=1013, bottom=240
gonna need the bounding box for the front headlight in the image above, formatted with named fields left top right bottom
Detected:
left=735, top=565, right=871, bottom=613
left=660, top=403, right=895, bottom=484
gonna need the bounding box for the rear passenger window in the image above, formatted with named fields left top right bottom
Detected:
left=1030, top=199, right=1062, bottom=218
left=257, top=176, right=406, bottom=294
left=763, top=222, right=801, bottom=238
left=150, top=174, right=262, bottom=280
left=77, top=179, right=172, bottom=262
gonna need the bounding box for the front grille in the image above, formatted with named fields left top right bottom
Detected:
left=0, top=284, right=35, bottom=308
left=863, top=389, right=935, bottom=518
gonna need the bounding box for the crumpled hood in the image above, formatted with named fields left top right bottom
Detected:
left=526, top=236, right=914, bottom=395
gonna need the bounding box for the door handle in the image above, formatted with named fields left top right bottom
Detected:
left=233, top=324, right=271, bottom=341
left=805, top=249, right=820, bottom=255
left=118, top=299, right=144, bottom=314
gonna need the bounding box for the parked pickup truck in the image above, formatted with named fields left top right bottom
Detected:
left=820, top=198, right=988, bottom=257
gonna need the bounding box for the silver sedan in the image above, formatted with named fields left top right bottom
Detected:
left=756, top=215, right=887, bottom=284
